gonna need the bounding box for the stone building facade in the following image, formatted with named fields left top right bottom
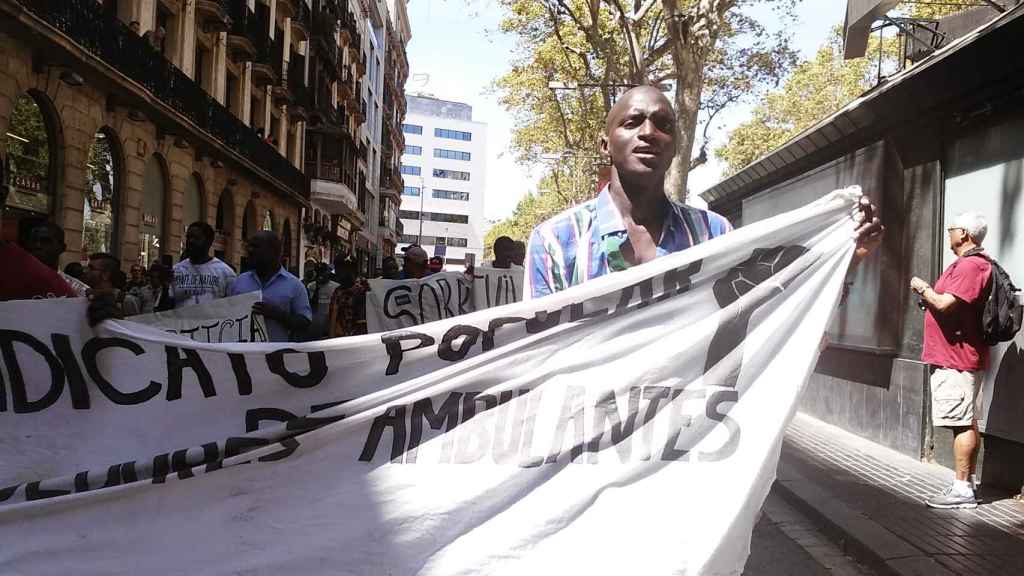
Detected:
left=0, top=0, right=315, bottom=273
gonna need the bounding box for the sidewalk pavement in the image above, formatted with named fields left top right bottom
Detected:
left=775, top=413, right=1024, bottom=576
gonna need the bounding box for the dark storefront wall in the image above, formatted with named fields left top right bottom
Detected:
left=742, top=141, right=899, bottom=351
left=944, top=111, right=1024, bottom=450
left=738, top=140, right=931, bottom=459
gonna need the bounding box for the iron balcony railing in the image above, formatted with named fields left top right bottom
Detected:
left=271, top=33, right=286, bottom=80
left=287, top=53, right=311, bottom=110
left=294, top=0, right=311, bottom=30
left=228, top=0, right=272, bottom=64
left=23, top=0, right=308, bottom=199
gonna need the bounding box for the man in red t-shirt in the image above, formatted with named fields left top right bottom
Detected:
left=0, top=160, right=76, bottom=301
left=910, top=211, right=992, bottom=509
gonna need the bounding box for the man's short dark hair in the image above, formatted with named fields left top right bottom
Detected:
left=18, top=216, right=64, bottom=246
left=494, top=236, right=515, bottom=251
left=63, top=261, right=85, bottom=280
left=187, top=221, right=215, bottom=243
left=89, top=252, right=120, bottom=276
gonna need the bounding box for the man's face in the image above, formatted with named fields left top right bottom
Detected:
left=85, top=258, right=110, bottom=289
left=185, top=226, right=211, bottom=258
left=246, top=236, right=273, bottom=269
left=512, top=244, right=526, bottom=266
left=602, top=87, right=676, bottom=180
left=404, top=249, right=428, bottom=278
left=27, top=226, right=64, bottom=268
left=947, top=226, right=967, bottom=254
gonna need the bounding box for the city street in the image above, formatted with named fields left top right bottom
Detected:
left=744, top=491, right=875, bottom=576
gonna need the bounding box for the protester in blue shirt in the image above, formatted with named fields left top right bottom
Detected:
left=230, top=230, right=311, bottom=342
left=525, top=86, right=884, bottom=299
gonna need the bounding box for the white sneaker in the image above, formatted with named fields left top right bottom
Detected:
left=926, top=485, right=977, bottom=509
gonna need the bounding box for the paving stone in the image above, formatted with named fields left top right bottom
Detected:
left=778, top=414, right=1024, bottom=576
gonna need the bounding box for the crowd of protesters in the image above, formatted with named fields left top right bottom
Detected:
left=0, top=173, right=522, bottom=343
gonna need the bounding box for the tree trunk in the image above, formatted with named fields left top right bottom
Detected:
left=661, top=0, right=736, bottom=203
left=665, top=45, right=705, bottom=203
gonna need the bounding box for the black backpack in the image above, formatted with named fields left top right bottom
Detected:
left=965, top=249, right=1022, bottom=345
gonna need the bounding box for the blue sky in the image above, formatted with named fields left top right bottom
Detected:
left=404, top=0, right=849, bottom=221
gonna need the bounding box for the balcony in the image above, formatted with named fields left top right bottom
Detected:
left=276, top=0, right=297, bottom=18
left=227, top=2, right=257, bottom=60
left=286, top=54, right=310, bottom=119
left=308, top=160, right=363, bottom=223
left=290, top=0, right=311, bottom=41
left=20, top=0, right=309, bottom=201
left=381, top=224, right=399, bottom=246
left=338, top=8, right=355, bottom=46
left=196, top=0, right=230, bottom=32
left=311, top=1, right=340, bottom=78
left=270, top=35, right=288, bottom=103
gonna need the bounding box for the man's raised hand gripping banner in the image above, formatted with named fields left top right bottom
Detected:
left=0, top=188, right=862, bottom=575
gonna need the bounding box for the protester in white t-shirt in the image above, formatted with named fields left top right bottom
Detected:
left=172, top=222, right=236, bottom=307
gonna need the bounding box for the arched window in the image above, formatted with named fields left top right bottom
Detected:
left=5, top=92, right=58, bottom=219
left=242, top=200, right=257, bottom=242
left=215, top=188, right=233, bottom=235
left=140, top=154, right=168, bottom=268
left=82, top=128, right=121, bottom=255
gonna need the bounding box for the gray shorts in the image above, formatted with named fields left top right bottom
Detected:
left=930, top=367, right=982, bottom=428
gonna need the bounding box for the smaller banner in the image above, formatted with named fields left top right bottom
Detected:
left=366, top=267, right=525, bottom=332
left=128, top=292, right=268, bottom=343
left=471, top=265, right=523, bottom=311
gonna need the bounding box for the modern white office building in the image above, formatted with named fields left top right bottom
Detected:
left=398, top=95, right=487, bottom=268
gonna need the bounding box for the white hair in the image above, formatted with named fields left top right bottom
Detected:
left=954, top=211, right=988, bottom=245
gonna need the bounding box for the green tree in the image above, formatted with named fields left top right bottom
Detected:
left=715, top=28, right=885, bottom=174
left=489, top=0, right=799, bottom=247
left=714, top=0, right=988, bottom=176
left=7, top=95, right=50, bottom=180
left=906, top=0, right=979, bottom=19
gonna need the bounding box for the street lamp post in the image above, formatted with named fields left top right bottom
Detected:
left=417, top=175, right=426, bottom=244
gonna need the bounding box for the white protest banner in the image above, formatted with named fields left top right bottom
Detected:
left=0, top=188, right=861, bottom=575
left=366, top=271, right=472, bottom=332
left=471, top=265, right=524, bottom=311
left=128, top=292, right=269, bottom=343
left=366, top=267, right=525, bottom=333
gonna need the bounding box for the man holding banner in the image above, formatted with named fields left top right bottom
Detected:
left=0, top=85, right=889, bottom=576
left=230, top=230, right=311, bottom=342
left=525, top=86, right=884, bottom=299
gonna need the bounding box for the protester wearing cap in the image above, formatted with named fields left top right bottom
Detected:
left=230, top=231, right=311, bottom=342
left=910, top=211, right=992, bottom=509
left=524, top=85, right=884, bottom=300
left=402, top=245, right=429, bottom=279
